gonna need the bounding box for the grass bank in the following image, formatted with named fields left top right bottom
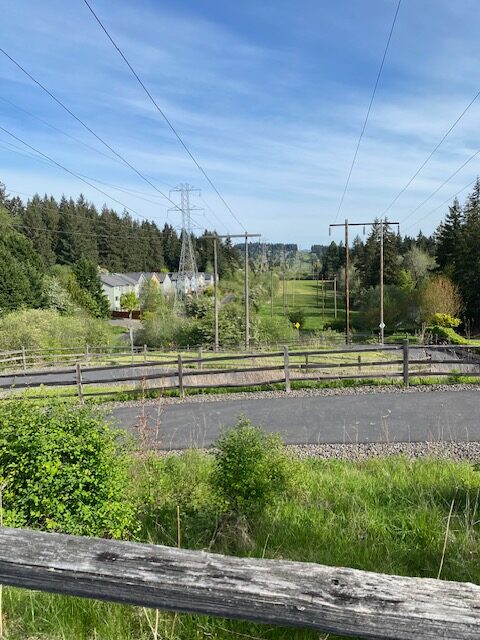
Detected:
left=4, top=454, right=480, bottom=639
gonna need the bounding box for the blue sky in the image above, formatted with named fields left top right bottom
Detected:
left=1, top=0, right=480, bottom=246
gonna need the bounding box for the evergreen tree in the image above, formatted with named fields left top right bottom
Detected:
left=73, top=257, right=110, bottom=318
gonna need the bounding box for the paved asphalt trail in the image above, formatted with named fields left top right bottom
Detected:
left=109, top=390, right=480, bottom=450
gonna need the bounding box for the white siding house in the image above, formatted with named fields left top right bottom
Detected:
left=100, top=273, right=139, bottom=311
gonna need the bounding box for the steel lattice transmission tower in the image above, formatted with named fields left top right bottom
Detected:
left=170, top=184, right=203, bottom=311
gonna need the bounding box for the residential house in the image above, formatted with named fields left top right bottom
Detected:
left=100, top=273, right=139, bottom=311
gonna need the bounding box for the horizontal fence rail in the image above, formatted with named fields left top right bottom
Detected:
left=1, top=527, right=480, bottom=639
left=0, top=341, right=478, bottom=400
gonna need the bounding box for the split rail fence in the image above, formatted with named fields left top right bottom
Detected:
left=1, top=527, right=479, bottom=639
left=0, top=342, right=479, bottom=401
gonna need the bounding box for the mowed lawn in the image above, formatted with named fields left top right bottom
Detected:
left=260, top=278, right=343, bottom=332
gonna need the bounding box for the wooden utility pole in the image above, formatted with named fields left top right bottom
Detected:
left=213, top=237, right=219, bottom=351
left=205, top=233, right=260, bottom=351
left=244, top=233, right=249, bottom=349
left=329, top=219, right=399, bottom=345
left=380, top=219, right=384, bottom=345
left=334, top=275, right=338, bottom=319
left=270, top=270, right=274, bottom=318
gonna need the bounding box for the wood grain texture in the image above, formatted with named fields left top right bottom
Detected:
left=1, top=527, right=480, bottom=638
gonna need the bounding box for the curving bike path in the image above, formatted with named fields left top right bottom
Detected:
left=109, top=389, right=480, bottom=450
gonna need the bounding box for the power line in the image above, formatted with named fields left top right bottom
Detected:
left=403, top=176, right=478, bottom=234
left=0, top=134, right=173, bottom=213
left=334, top=0, right=402, bottom=222
left=82, top=0, right=247, bottom=233
left=399, top=145, right=480, bottom=225
left=380, top=89, right=480, bottom=217
left=0, top=94, right=183, bottom=201
left=0, top=47, right=183, bottom=214
left=0, top=123, right=156, bottom=221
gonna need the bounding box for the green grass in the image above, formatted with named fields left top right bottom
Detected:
left=4, top=453, right=480, bottom=639
left=259, top=278, right=347, bottom=332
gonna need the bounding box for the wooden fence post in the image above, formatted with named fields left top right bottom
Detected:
left=358, top=355, right=362, bottom=373
left=75, top=363, right=84, bottom=403
left=178, top=354, right=185, bottom=399
left=402, top=339, right=409, bottom=387
left=284, top=346, right=291, bottom=393
left=143, top=344, right=147, bottom=363
left=304, top=353, right=308, bottom=375
left=85, top=344, right=89, bottom=365
left=21, top=346, right=27, bottom=372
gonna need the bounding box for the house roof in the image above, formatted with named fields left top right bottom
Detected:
left=100, top=273, right=138, bottom=288
left=122, top=272, right=146, bottom=284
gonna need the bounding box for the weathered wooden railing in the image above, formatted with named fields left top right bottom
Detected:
left=0, top=342, right=479, bottom=400
left=1, top=527, right=479, bottom=639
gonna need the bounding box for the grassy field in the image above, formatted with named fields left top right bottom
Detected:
left=259, top=278, right=349, bottom=332
left=4, top=453, right=480, bottom=639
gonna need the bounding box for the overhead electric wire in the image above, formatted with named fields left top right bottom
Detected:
left=334, top=0, right=402, bottom=222
left=0, top=95, right=183, bottom=201
left=0, top=123, right=159, bottom=221
left=0, top=47, right=184, bottom=215
left=0, top=130, right=173, bottom=211
left=399, top=145, right=480, bottom=225
left=403, top=176, right=478, bottom=234
left=82, top=0, right=247, bottom=233
left=380, top=90, right=480, bottom=217
left=0, top=135, right=174, bottom=225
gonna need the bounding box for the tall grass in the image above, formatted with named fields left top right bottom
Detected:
left=4, top=454, right=480, bottom=639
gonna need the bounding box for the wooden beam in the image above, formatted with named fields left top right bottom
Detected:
left=1, top=528, right=480, bottom=639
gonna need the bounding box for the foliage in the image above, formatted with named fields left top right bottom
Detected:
left=287, top=308, right=306, bottom=328
left=41, top=275, right=75, bottom=315
left=184, top=296, right=213, bottom=319
left=119, top=291, right=140, bottom=314
left=74, top=256, right=110, bottom=318
left=211, top=418, right=289, bottom=518
left=357, top=284, right=418, bottom=331
left=257, top=315, right=296, bottom=343
left=428, top=325, right=470, bottom=345
left=431, top=313, right=461, bottom=328
left=420, top=275, right=463, bottom=323
left=0, top=400, right=135, bottom=537
left=0, top=308, right=118, bottom=351
left=139, top=278, right=165, bottom=313
left=0, top=208, right=45, bottom=314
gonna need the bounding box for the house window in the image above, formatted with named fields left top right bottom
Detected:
left=115, top=296, right=119, bottom=301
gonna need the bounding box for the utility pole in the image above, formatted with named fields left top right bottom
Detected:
left=334, top=275, right=337, bottom=319
left=205, top=233, right=260, bottom=351
left=244, top=233, right=249, bottom=349
left=329, top=219, right=351, bottom=343
left=270, top=269, right=274, bottom=318
left=329, top=219, right=399, bottom=345
left=380, top=219, right=384, bottom=345
left=213, top=237, right=219, bottom=351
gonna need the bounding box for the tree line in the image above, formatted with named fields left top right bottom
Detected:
left=0, top=184, right=241, bottom=276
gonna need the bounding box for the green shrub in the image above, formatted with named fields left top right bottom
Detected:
left=0, top=400, right=135, bottom=538
left=287, top=308, right=306, bottom=328
left=0, top=308, right=118, bottom=351
left=428, top=325, right=468, bottom=345
left=211, top=418, right=289, bottom=518
left=256, top=315, right=296, bottom=343
left=431, top=313, right=461, bottom=328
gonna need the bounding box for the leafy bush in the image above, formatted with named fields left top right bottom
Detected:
left=257, top=315, right=296, bottom=343
left=0, top=309, right=118, bottom=351
left=287, top=308, right=306, bottom=328
left=428, top=325, right=469, bottom=345
left=211, top=418, right=289, bottom=518
left=431, top=313, right=461, bottom=328
left=0, top=400, right=135, bottom=537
